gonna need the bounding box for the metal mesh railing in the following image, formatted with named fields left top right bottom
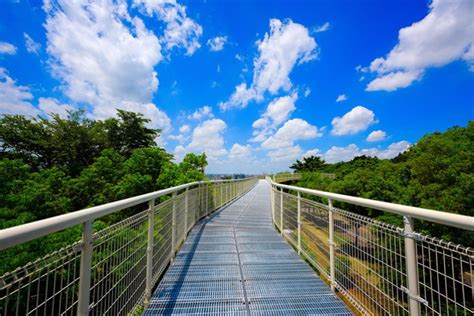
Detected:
left=0, top=178, right=258, bottom=315
left=272, top=173, right=302, bottom=183
left=271, top=183, right=474, bottom=316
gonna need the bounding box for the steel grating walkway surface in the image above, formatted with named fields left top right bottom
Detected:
left=144, top=180, right=352, bottom=315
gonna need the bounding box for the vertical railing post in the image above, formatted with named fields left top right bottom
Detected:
left=328, top=198, right=335, bottom=292
left=171, top=192, right=177, bottom=262
left=271, top=186, right=275, bottom=224
left=220, top=184, right=223, bottom=207
left=205, top=183, right=209, bottom=215
left=226, top=182, right=229, bottom=204
left=78, top=220, right=93, bottom=316
left=297, top=191, right=301, bottom=255
left=280, top=188, right=283, bottom=236
left=197, top=183, right=201, bottom=221
left=184, top=188, right=189, bottom=234
left=144, top=198, right=155, bottom=306
left=404, top=216, right=421, bottom=316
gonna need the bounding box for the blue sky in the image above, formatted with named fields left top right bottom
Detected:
left=0, top=0, right=473, bottom=174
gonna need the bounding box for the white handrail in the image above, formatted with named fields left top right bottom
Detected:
left=271, top=180, right=474, bottom=231
left=0, top=178, right=255, bottom=251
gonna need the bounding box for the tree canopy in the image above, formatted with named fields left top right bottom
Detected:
left=292, top=121, right=473, bottom=245
left=0, top=110, right=207, bottom=274
left=290, top=155, right=326, bottom=172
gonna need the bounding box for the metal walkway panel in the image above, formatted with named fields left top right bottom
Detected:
left=144, top=180, right=352, bottom=315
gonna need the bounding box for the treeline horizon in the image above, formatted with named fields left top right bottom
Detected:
left=287, top=121, right=473, bottom=246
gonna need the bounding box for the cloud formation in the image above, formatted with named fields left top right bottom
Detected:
left=207, top=36, right=227, bottom=52
left=187, top=119, right=228, bottom=160
left=367, top=130, right=387, bottom=142
left=0, top=68, right=38, bottom=116
left=24, top=33, right=41, bottom=54
left=187, top=105, right=214, bottom=120
left=331, top=106, right=377, bottom=136
left=321, top=141, right=410, bottom=163
left=366, top=0, right=474, bottom=91
left=220, top=19, right=317, bottom=110
left=133, top=0, right=203, bottom=56
left=251, top=93, right=297, bottom=142
left=336, top=94, right=347, bottom=102
left=44, top=0, right=170, bottom=131
left=0, top=41, right=17, bottom=55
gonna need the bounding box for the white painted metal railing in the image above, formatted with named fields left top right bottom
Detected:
left=0, top=177, right=258, bottom=316
left=273, top=173, right=302, bottom=183
left=270, top=179, right=474, bottom=316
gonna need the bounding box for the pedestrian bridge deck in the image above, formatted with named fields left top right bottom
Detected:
left=144, top=180, right=352, bottom=315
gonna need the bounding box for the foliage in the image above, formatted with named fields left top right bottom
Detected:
left=0, top=110, right=159, bottom=176
left=292, top=122, right=473, bottom=244
left=0, top=110, right=207, bottom=275
left=290, top=155, right=326, bottom=172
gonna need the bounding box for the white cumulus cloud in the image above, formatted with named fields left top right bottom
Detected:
left=229, top=143, right=252, bottom=159
left=0, top=68, right=39, bottom=116
left=250, top=93, right=298, bottom=142
left=38, top=97, right=75, bottom=118
left=44, top=0, right=170, bottom=131
left=366, top=0, right=474, bottom=91
left=302, top=149, right=320, bottom=158
left=367, top=130, right=387, bottom=142
left=262, top=118, right=322, bottom=150
left=220, top=18, right=317, bottom=110
left=322, top=141, right=410, bottom=163
left=133, top=0, right=202, bottom=56
left=179, top=124, right=191, bottom=133
left=188, top=105, right=214, bottom=120
left=187, top=119, right=227, bottom=160
left=331, top=106, right=377, bottom=136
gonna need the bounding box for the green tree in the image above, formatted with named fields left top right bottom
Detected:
left=103, top=110, right=159, bottom=155
left=290, top=155, right=326, bottom=172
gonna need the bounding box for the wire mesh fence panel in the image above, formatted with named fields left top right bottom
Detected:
left=0, top=240, right=81, bottom=315
left=331, top=207, right=409, bottom=315
left=187, top=187, right=199, bottom=232
left=299, top=198, right=331, bottom=280
left=174, top=193, right=187, bottom=250
left=152, top=200, right=173, bottom=285
left=270, top=181, right=474, bottom=316
left=90, top=209, right=148, bottom=316
left=418, top=236, right=474, bottom=316
left=273, top=188, right=282, bottom=232
left=281, top=192, right=298, bottom=246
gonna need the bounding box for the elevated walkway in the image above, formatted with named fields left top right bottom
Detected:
left=144, top=181, right=352, bottom=315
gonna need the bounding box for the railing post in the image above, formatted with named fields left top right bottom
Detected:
left=220, top=184, right=223, bottom=207
left=144, top=198, right=155, bottom=306
left=271, top=186, right=275, bottom=224
left=404, top=216, right=421, bottom=316
left=205, top=183, right=209, bottom=215
left=297, top=191, right=301, bottom=255
left=226, top=182, right=229, bottom=204
left=171, top=192, right=177, bottom=262
left=197, top=184, right=201, bottom=221
left=280, top=188, right=283, bottom=235
left=77, top=220, right=93, bottom=316
left=184, top=188, right=189, bottom=234
left=328, top=198, right=335, bottom=292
